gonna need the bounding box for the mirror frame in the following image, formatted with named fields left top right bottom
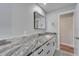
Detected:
left=34, top=12, right=46, bottom=30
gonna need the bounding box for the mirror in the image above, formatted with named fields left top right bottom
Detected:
left=34, top=12, right=46, bottom=29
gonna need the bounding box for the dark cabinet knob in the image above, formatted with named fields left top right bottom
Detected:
left=53, top=42, right=55, bottom=46
left=46, top=43, right=50, bottom=46
left=47, top=50, right=50, bottom=54
left=75, top=37, right=79, bottom=40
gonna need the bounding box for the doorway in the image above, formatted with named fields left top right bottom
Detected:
left=59, top=11, right=74, bottom=54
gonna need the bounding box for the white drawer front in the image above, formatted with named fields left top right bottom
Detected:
left=31, top=38, right=56, bottom=56
left=43, top=38, right=56, bottom=56
left=31, top=47, right=44, bottom=56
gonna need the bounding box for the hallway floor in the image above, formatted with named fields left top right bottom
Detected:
left=60, top=43, right=74, bottom=53
left=54, top=50, right=74, bottom=56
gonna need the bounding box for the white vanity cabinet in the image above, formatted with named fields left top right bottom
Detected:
left=31, top=37, right=56, bottom=56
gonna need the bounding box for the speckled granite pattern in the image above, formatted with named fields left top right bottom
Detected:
left=0, top=33, right=56, bottom=56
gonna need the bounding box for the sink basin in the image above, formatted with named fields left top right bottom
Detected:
left=0, top=40, right=11, bottom=46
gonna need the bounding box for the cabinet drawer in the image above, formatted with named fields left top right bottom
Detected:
left=31, top=47, right=44, bottom=56
left=43, top=39, right=56, bottom=56
left=44, top=49, right=53, bottom=56
left=31, top=38, right=56, bottom=56
left=45, top=39, right=54, bottom=48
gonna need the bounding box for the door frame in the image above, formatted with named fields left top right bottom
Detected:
left=57, top=9, right=75, bottom=51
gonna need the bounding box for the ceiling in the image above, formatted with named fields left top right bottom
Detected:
left=37, top=3, right=76, bottom=13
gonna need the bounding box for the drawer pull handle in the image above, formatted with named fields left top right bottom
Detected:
left=38, top=49, right=43, bottom=54
left=46, top=43, right=50, bottom=46
left=47, top=50, right=50, bottom=54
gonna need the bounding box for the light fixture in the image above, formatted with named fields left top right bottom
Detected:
left=43, top=3, right=47, bottom=5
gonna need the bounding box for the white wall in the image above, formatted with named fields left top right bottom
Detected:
left=11, top=3, right=45, bottom=36
left=74, top=4, right=79, bottom=55
left=74, top=4, right=79, bottom=37
left=0, top=4, right=12, bottom=39
left=46, top=4, right=76, bottom=48
left=0, top=3, right=45, bottom=39
left=46, top=5, right=76, bottom=33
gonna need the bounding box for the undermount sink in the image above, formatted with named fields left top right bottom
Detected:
left=0, top=40, right=11, bottom=46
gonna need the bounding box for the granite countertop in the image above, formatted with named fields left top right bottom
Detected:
left=0, top=33, right=56, bottom=56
